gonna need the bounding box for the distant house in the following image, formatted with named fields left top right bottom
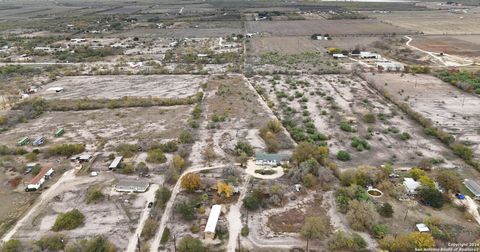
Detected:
left=255, top=153, right=290, bottom=167
left=333, top=53, right=347, bottom=59
left=359, top=51, right=380, bottom=59
left=17, top=137, right=30, bottom=146
left=403, top=177, right=421, bottom=195
left=54, top=128, right=65, bottom=137
left=32, top=136, right=45, bottom=146
left=377, top=61, right=404, bottom=72
left=205, top=204, right=222, bottom=240
left=109, top=156, right=123, bottom=170
left=464, top=179, right=480, bottom=200
left=26, top=167, right=54, bottom=191
left=115, top=180, right=150, bottom=193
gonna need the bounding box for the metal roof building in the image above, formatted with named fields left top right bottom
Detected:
left=115, top=180, right=150, bottom=193
left=464, top=179, right=480, bottom=199
left=205, top=204, right=222, bottom=240
left=255, top=152, right=290, bottom=166
left=109, top=156, right=123, bottom=170
left=403, top=178, right=421, bottom=195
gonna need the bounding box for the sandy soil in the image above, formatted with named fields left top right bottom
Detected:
left=250, top=74, right=463, bottom=169
left=365, top=73, right=480, bottom=159
left=39, top=75, right=207, bottom=100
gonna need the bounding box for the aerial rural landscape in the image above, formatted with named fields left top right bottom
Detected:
left=0, top=0, right=480, bottom=251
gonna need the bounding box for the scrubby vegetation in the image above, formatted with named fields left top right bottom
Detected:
left=51, top=209, right=85, bottom=231
left=47, top=144, right=85, bottom=157
left=435, top=70, right=480, bottom=94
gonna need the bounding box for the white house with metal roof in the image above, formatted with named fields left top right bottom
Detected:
left=255, top=153, right=290, bottom=167
left=403, top=177, right=421, bottom=195
left=204, top=204, right=222, bottom=240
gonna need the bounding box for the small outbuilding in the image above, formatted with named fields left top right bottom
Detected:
left=464, top=179, right=480, bottom=200
left=205, top=204, right=222, bottom=240
left=115, top=180, right=150, bottom=193
left=333, top=53, right=347, bottom=59
left=46, top=87, right=64, bottom=93
left=32, top=136, right=45, bottom=146
left=416, top=223, right=430, bottom=233
left=255, top=152, right=290, bottom=167
left=403, top=177, right=421, bottom=195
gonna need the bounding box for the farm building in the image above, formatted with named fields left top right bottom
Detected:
left=377, top=61, right=404, bottom=72
left=32, top=136, right=45, bottom=146
left=26, top=167, right=54, bottom=191
left=109, top=156, right=123, bottom=170
left=115, top=180, right=150, bottom=193
left=205, top=204, right=222, bottom=240
left=255, top=152, right=290, bottom=166
left=351, top=51, right=380, bottom=59
left=333, top=53, right=347, bottom=59
left=464, top=179, right=480, bottom=200
left=70, top=154, right=92, bottom=163
left=403, top=177, right=421, bottom=195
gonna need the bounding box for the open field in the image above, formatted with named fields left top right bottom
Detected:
left=250, top=36, right=380, bottom=54
left=39, top=75, right=207, bottom=100
left=250, top=74, right=464, bottom=169
left=365, top=73, right=480, bottom=159
left=371, top=10, right=480, bottom=35
left=245, top=19, right=412, bottom=36
left=410, top=35, right=480, bottom=58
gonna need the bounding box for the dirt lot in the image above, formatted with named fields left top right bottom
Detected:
left=410, top=35, right=480, bottom=57
left=365, top=73, right=480, bottom=160
left=0, top=106, right=191, bottom=152
left=250, top=36, right=380, bottom=55
left=245, top=19, right=412, bottom=36
left=39, top=75, right=207, bottom=100
left=11, top=172, right=148, bottom=250
left=371, top=10, right=480, bottom=35
left=250, top=74, right=464, bottom=169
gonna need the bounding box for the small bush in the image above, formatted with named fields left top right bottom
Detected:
left=241, top=225, right=249, bottom=237
left=399, top=132, right=411, bottom=141
left=146, top=148, right=167, bottom=163
left=161, top=227, right=170, bottom=244
left=115, top=143, right=139, bottom=158
left=340, top=121, right=354, bottom=132
left=372, top=224, right=390, bottom=239
left=141, top=218, right=157, bottom=241
left=363, top=113, right=376, bottom=123
left=337, top=151, right=351, bottom=161
left=86, top=186, right=104, bottom=204
left=156, top=187, right=172, bottom=209
left=36, top=234, right=66, bottom=251
left=178, top=130, right=194, bottom=144
left=328, top=231, right=367, bottom=251
left=377, top=203, right=394, bottom=217
left=51, top=209, right=85, bottom=231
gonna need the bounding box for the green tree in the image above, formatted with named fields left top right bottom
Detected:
left=234, top=141, right=254, bottom=156
left=419, top=187, right=444, bottom=208
left=176, top=201, right=195, bottom=221
left=377, top=203, right=394, bottom=218
left=436, top=169, right=462, bottom=192
left=36, top=234, right=66, bottom=251
left=181, top=173, right=201, bottom=192
left=25, top=152, right=38, bottom=162
left=336, top=150, right=351, bottom=161
left=372, top=224, right=390, bottom=238
left=301, top=216, right=330, bottom=251
left=156, top=187, right=171, bottom=209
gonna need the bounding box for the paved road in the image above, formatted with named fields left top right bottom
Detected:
left=126, top=184, right=159, bottom=252
left=149, top=164, right=225, bottom=252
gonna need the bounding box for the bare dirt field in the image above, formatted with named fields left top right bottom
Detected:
left=0, top=106, right=191, bottom=150
left=250, top=36, right=380, bottom=54
left=245, top=19, right=412, bottom=36
left=365, top=73, right=480, bottom=159
left=371, top=10, right=480, bottom=35
left=11, top=173, right=149, bottom=250
left=39, top=75, right=207, bottom=100
left=410, top=35, right=480, bottom=57
left=250, top=74, right=464, bottom=169
left=114, top=27, right=243, bottom=39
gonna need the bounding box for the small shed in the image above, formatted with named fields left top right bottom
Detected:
left=78, top=154, right=92, bottom=163
left=333, top=53, right=347, bottom=59
left=255, top=153, right=290, bottom=167
left=416, top=223, right=430, bottom=232
left=109, top=156, right=123, bottom=170
left=54, top=128, right=65, bottom=137
left=115, top=180, right=150, bottom=193
left=464, top=179, right=480, bottom=200
left=32, top=136, right=45, bottom=146
left=403, top=178, right=421, bottom=195
left=359, top=51, right=380, bottom=59
left=17, top=137, right=30, bottom=146
left=205, top=204, right=222, bottom=240
left=46, top=87, right=64, bottom=93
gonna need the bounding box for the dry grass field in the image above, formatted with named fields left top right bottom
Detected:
left=245, top=19, right=412, bottom=36
left=410, top=36, right=480, bottom=57
left=250, top=36, right=380, bottom=54
left=371, top=10, right=480, bottom=35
